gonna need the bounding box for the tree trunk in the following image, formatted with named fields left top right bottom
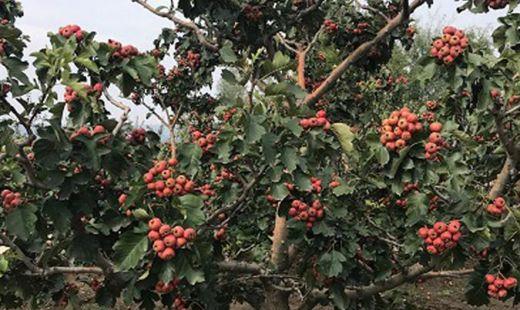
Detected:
left=263, top=214, right=290, bottom=309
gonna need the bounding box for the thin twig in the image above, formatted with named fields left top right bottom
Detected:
left=103, top=89, right=131, bottom=136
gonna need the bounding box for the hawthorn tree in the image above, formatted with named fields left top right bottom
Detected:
left=0, top=0, right=520, bottom=309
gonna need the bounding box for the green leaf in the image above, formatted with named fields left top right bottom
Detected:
left=219, top=43, right=237, bottom=63
left=75, top=57, right=99, bottom=73
left=282, top=118, right=303, bottom=137
left=405, top=192, right=428, bottom=226
left=271, top=183, right=289, bottom=200
left=113, top=231, right=149, bottom=271
left=272, top=51, right=290, bottom=69
left=261, top=133, right=278, bottom=165
left=375, top=146, right=390, bottom=165
left=318, top=250, right=346, bottom=277
left=6, top=204, right=38, bottom=241
left=281, top=147, right=298, bottom=173
left=244, top=115, right=266, bottom=143
left=331, top=123, right=355, bottom=154
left=179, top=194, right=205, bottom=226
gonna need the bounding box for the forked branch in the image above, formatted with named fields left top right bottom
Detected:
left=132, top=0, right=218, bottom=51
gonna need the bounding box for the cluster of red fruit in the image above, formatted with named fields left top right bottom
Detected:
left=299, top=110, right=331, bottom=130
left=191, top=130, right=217, bottom=152
left=64, top=83, right=103, bottom=104
left=214, top=168, right=236, bottom=183
left=430, top=26, right=469, bottom=65
left=155, top=278, right=180, bottom=294
left=243, top=4, right=263, bottom=22
left=126, top=128, right=146, bottom=145
left=198, top=184, right=216, bottom=197
left=69, top=125, right=106, bottom=141
left=107, top=39, right=139, bottom=59
left=395, top=182, right=419, bottom=208
left=143, top=159, right=195, bottom=198
left=323, top=19, right=338, bottom=32
left=178, top=51, right=201, bottom=69
left=429, top=195, right=440, bottom=211
left=1, top=189, right=22, bottom=212
left=484, top=274, right=517, bottom=299
left=222, top=107, right=238, bottom=121
left=58, top=24, right=85, bottom=41
left=486, top=197, right=507, bottom=216
left=310, top=177, right=323, bottom=193
left=288, top=199, right=325, bottom=229
left=214, top=213, right=227, bottom=241
left=485, top=0, right=509, bottom=9
left=424, top=122, right=444, bottom=160
left=379, top=107, right=422, bottom=151
left=425, top=100, right=439, bottom=110
left=346, top=22, right=369, bottom=35
left=148, top=217, right=196, bottom=261
left=417, top=220, right=462, bottom=255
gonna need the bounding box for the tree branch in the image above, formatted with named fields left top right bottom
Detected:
left=0, top=234, right=103, bottom=276
left=103, top=89, right=131, bottom=136
left=216, top=260, right=262, bottom=275
left=131, top=0, right=218, bottom=51
left=201, top=166, right=268, bottom=227
left=488, top=157, right=513, bottom=200
left=299, top=265, right=472, bottom=309
left=301, top=0, right=427, bottom=106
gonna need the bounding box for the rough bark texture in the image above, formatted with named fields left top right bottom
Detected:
left=489, top=157, right=513, bottom=200
left=263, top=215, right=290, bottom=309
left=297, top=50, right=306, bottom=89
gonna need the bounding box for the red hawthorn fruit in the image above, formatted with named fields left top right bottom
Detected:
left=418, top=227, right=429, bottom=238
left=161, top=247, right=175, bottom=260
left=159, top=224, right=171, bottom=236
left=504, top=277, right=518, bottom=289
left=497, top=289, right=507, bottom=298
left=148, top=230, right=160, bottom=241
left=429, top=122, right=442, bottom=132
left=426, top=245, right=438, bottom=254
left=176, top=237, right=187, bottom=248
left=172, top=226, right=185, bottom=238
left=153, top=240, right=166, bottom=252
left=493, top=197, right=505, bottom=208
left=433, top=221, right=447, bottom=233
left=163, top=235, right=177, bottom=247
left=118, top=194, right=127, bottom=205
left=447, top=220, right=461, bottom=233
left=92, top=125, right=106, bottom=135
left=183, top=228, right=196, bottom=241
left=148, top=218, right=162, bottom=231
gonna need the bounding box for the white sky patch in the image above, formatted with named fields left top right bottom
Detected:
left=11, top=1, right=515, bottom=128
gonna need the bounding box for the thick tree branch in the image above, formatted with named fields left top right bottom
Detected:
left=301, top=0, right=427, bottom=106
left=299, top=265, right=472, bottom=309
left=489, top=157, right=513, bottom=200
left=0, top=234, right=103, bottom=276
left=216, top=260, right=262, bottom=275
left=103, top=89, right=130, bottom=136
left=131, top=0, right=218, bottom=51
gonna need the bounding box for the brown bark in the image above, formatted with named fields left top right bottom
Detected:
left=263, top=214, right=290, bottom=309
left=489, top=157, right=513, bottom=200
left=297, top=50, right=306, bottom=89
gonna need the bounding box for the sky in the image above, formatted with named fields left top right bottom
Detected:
left=9, top=1, right=516, bottom=126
